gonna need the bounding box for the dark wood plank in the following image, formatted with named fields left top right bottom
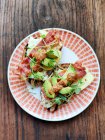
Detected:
left=0, top=0, right=105, bottom=140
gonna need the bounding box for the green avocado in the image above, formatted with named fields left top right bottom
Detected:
left=51, top=76, right=57, bottom=86
left=47, top=49, right=61, bottom=59
left=43, top=80, right=55, bottom=98
left=41, top=58, right=56, bottom=68
left=62, top=64, right=76, bottom=79
left=28, top=72, right=44, bottom=80
left=59, top=87, right=73, bottom=94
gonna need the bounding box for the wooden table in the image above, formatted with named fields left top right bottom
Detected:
left=0, top=0, right=105, bottom=140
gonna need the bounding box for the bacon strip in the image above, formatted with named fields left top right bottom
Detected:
left=73, top=62, right=86, bottom=78
left=29, top=49, right=46, bottom=61
left=16, top=57, right=31, bottom=77
left=37, top=30, right=60, bottom=46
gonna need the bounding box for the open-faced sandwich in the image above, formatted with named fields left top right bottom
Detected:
left=41, top=62, right=94, bottom=112
left=15, top=30, right=63, bottom=86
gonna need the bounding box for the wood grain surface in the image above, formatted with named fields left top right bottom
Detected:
left=0, top=0, right=105, bottom=140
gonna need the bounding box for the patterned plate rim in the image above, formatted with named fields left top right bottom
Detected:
left=7, top=28, right=100, bottom=121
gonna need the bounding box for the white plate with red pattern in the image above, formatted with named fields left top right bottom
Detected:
left=8, top=28, right=100, bottom=121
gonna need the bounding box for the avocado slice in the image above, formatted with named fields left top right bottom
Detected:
left=59, top=87, right=73, bottom=94
left=28, top=72, right=44, bottom=80
left=51, top=76, right=57, bottom=86
left=41, top=58, right=56, bottom=68
left=43, top=80, right=55, bottom=98
left=47, top=49, right=61, bottom=59
left=62, top=64, right=76, bottom=79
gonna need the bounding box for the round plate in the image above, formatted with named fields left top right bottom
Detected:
left=8, top=28, right=100, bottom=121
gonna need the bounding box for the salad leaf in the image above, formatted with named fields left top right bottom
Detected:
left=71, top=84, right=81, bottom=94
left=54, top=94, right=67, bottom=105
left=54, top=97, right=62, bottom=105
left=67, top=81, right=71, bottom=86
left=41, top=58, right=56, bottom=68
left=71, top=84, right=77, bottom=89
left=33, top=72, right=44, bottom=80
left=59, top=94, right=67, bottom=101
left=28, top=72, right=44, bottom=80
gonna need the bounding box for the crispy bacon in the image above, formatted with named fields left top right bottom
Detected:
left=73, top=61, right=85, bottom=71
left=76, top=69, right=86, bottom=78
left=58, top=79, right=68, bottom=86
left=67, top=73, right=76, bottom=82
left=44, top=30, right=57, bottom=43
left=51, top=79, right=67, bottom=93
left=21, top=57, right=30, bottom=64
left=32, top=62, right=41, bottom=71
left=17, top=65, right=31, bottom=77
left=29, top=49, right=46, bottom=61
left=29, top=30, right=61, bottom=60
left=16, top=57, right=31, bottom=77
left=73, top=62, right=86, bottom=79
left=53, top=84, right=63, bottom=93
left=22, top=67, right=31, bottom=76
left=38, top=30, right=60, bottom=46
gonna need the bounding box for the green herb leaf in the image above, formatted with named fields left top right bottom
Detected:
left=40, top=34, right=46, bottom=39
left=41, top=58, right=56, bottom=68
left=75, top=88, right=81, bottom=94
left=48, top=59, right=56, bottom=67
left=54, top=97, right=62, bottom=105
left=71, top=84, right=77, bottom=89
left=59, top=94, right=67, bottom=101
left=67, top=81, right=71, bottom=86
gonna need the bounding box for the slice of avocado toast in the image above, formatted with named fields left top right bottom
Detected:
left=41, top=62, right=94, bottom=112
